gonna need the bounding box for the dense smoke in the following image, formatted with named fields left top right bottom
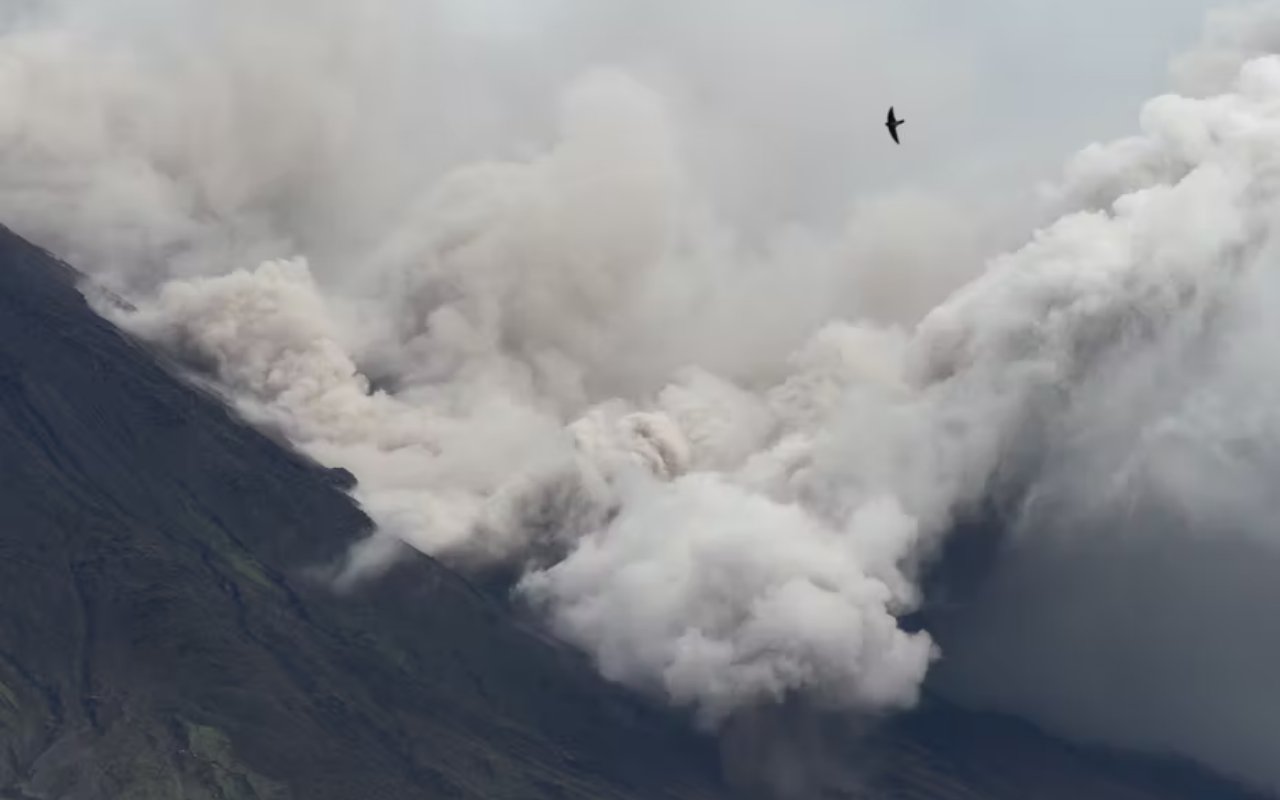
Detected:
left=0, top=0, right=1009, bottom=726
left=926, top=13, right=1280, bottom=790
left=4, top=0, right=1280, bottom=793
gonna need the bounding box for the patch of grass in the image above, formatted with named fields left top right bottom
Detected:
left=221, top=550, right=273, bottom=592
left=177, top=501, right=278, bottom=595
left=182, top=721, right=288, bottom=800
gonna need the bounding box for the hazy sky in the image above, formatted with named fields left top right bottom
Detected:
left=902, top=0, right=1228, bottom=181
left=3, top=0, right=1230, bottom=236
left=434, top=0, right=1236, bottom=229
left=731, top=0, right=1232, bottom=218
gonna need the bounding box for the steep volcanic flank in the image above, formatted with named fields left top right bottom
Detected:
left=0, top=223, right=1267, bottom=799
left=0, top=223, right=729, bottom=799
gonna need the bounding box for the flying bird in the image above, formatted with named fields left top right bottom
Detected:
left=886, top=106, right=904, bottom=144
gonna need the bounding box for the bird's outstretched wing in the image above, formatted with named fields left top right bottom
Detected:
left=885, top=106, right=902, bottom=144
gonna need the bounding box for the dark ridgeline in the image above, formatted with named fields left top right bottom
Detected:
left=0, top=225, right=726, bottom=800
left=0, top=222, right=1264, bottom=799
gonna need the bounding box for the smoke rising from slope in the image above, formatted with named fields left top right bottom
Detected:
left=5, top=0, right=1280, bottom=792
left=2, top=0, right=1010, bottom=725
left=928, top=49, right=1280, bottom=794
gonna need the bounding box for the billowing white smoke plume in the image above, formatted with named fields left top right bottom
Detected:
left=922, top=9, right=1280, bottom=791
left=0, top=0, right=1006, bottom=727
left=6, top=0, right=1280, bottom=792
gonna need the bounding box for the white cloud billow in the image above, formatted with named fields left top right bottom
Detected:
left=5, top=0, right=1280, bottom=791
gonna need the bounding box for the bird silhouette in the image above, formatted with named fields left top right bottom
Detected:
left=886, top=106, right=904, bottom=144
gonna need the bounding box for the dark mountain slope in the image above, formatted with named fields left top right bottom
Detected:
left=0, top=225, right=728, bottom=800
left=0, top=221, right=1267, bottom=800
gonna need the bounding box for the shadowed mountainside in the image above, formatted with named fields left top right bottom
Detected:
left=0, top=224, right=730, bottom=799
left=0, top=221, right=1267, bottom=799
